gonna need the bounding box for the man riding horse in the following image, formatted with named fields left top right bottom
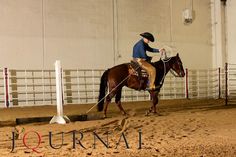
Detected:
left=97, top=32, right=185, bottom=118
left=133, top=32, right=165, bottom=91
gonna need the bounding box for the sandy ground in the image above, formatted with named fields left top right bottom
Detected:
left=0, top=99, right=236, bottom=157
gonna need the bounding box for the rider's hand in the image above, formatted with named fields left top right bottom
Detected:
left=160, top=48, right=166, bottom=53
left=160, top=48, right=167, bottom=59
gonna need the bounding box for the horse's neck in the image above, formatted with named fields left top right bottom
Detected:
left=154, top=58, right=173, bottom=85
left=159, top=58, right=172, bottom=75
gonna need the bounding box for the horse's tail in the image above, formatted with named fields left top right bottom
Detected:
left=97, top=69, right=110, bottom=112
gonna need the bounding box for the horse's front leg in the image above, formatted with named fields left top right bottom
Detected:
left=152, top=92, right=163, bottom=116
left=152, top=93, right=159, bottom=113
left=146, top=91, right=159, bottom=116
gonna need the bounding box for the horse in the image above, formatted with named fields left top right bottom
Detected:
left=97, top=53, right=185, bottom=118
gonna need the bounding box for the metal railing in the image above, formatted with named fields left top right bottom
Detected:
left=226, top=63, right=236, bottom=105
left=0, top=67, right=228, bottom=107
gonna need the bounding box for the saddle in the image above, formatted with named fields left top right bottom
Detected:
left=129, top=60, right=149, bottom=90
left=130, top=60, right=148, bottom=78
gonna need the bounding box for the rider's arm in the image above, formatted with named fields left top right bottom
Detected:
left=145, top=44, right=159, bottom=53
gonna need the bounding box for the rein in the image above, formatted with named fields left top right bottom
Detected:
left=159, top=57, right=181, bottom=85
left=159, top=57, right=171, bottom=85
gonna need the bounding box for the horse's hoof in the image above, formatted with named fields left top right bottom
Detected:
left=153, top=112, right=163, bottom=116
left=123, top=113, right=130, bottom=117
left=103, top=115, right=107, bottom=119
left=145, top=111, right=150, bottom=116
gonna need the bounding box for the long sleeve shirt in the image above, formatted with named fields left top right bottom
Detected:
left=132, top=39, right=159, bottom=60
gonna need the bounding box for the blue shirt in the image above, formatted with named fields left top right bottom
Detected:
left=132, top=39, right=159, bottom=60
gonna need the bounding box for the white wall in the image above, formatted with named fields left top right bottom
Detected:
left=115, top=0, right=213, bottom=69
left=0, top=0, right=215, bottom=69
left=227, top=0, right=236, bottom=64
left=0, top=0, right=44, bottom=69
left=0, top=0, right=114, bottom=69
left=211, top=0, right=224, bottom=68
left=43, top=0, right=114, bottom=69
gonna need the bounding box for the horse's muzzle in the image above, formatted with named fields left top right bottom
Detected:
left=180, top=71, right=185, bottom=77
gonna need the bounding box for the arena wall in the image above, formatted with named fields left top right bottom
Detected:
left=227, top=0, right=236, bottom=64
left=0, top=0, right=216, bottom=69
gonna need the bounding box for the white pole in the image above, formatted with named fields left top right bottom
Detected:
left=55, top=60, right=63, bottom=116
left=50, top=60, right=70, bottom=124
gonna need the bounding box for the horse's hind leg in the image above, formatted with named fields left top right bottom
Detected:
left=104, top=96, right=111, bottom=118
left=115, top=88, right=127, bottom=116
left=103, top=86, right=117, bottom=118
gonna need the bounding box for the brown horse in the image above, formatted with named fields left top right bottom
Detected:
left=97, top=53, right=185, bottom=118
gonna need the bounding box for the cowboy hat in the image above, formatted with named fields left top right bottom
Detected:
left=140, top=32, right=155, bottom=42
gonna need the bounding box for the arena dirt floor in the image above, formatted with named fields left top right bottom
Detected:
left=0, top=99, right=236, bottom=157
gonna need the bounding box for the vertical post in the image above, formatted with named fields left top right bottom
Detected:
left=55, top=61, right=63, bottom=117
left=92, top=70, right=95, bottom=103
left=10, top=70, right=18, bottom=106
left=64, top=70, right=72, bottom=103
left=162, top=83, right=165, bottom=100
left=42, top=70, right=45, bottom=105
left=76, top=69, right=81, bottom=103
left=49, top=71, right=53, bottom=104
left=131, top=89, right=134, bottom=102
left=174, top=76, right=176, bottom=99
left=185, top=68, right=189, bottom=99
left=123, top=88, right=126, bottom=101
left=225, top=63, right=228, bottom=105
left=84, top=71, right=87, bottom=103
left=207, top=69, right=210, bottom=98
left=31, top=71, right=36, bottom=104
left=136, top=91, right=138, bottom=101
left=61, top=68, right=65, bottom=105
left=143, top=91, right=146, bottom=101
left=3, top=68, right=10, bottom=107
left=24, top=70, right=28, bottom=105
left=112, top=0, right=118, bottom=65
left=50, top=60, right=70, bottom=124
left=197, top=70, right=199, bottom=98
left=218, top=67, right=221, bottom=99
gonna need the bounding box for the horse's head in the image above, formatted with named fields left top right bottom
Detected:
left=170, top=53, right=185, bottom=77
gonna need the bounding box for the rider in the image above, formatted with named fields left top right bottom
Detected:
left=133, top=32, right=164, bottom=90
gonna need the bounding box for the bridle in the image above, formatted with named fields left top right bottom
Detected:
left=159, top=57, right=183, bottom=85
left=159, top=57, right=171, bottom=84
left=169, top=59, right=184, bottom=77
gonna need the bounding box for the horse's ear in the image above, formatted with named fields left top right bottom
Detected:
left=176, top=53, right=179, bottom=57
